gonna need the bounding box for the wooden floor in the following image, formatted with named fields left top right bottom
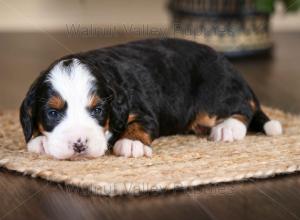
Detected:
left=0, top=32, right=300, bottom=220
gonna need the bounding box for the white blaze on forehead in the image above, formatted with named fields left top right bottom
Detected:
left=47, top=59, right=95, bottom=109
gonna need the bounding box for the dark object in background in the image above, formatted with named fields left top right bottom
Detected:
left=168, top=0, right=272, bottom=58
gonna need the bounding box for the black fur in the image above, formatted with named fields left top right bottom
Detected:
left=20, top=38, right=270, bottom=145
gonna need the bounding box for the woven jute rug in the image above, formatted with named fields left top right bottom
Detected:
left=0, top=107, right=300, bottom=196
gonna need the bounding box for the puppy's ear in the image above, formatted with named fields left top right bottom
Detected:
left=19, top=78, right=40, bottom=143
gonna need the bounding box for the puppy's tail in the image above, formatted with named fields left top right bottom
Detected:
left=249, top=109, right=283, bottom=136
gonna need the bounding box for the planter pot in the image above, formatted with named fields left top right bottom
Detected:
left=168, top=0, right=273, bottom=58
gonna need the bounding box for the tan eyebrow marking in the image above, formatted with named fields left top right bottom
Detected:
left=48, top=95, right=65, bottom=110
left=88, top=94, right=101, bottom=108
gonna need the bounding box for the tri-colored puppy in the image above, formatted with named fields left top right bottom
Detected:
left=20, top=38, right=282, bottom=159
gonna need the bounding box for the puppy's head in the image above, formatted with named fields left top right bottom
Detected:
left=20, top=58, right=113, bottom=159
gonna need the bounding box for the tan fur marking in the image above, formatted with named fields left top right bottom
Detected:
left=188, top=112, right=217, bottom=135
left=104, top=118, right=109, bottom=132
left=127, top=114, right=137, bottom=124
left=121, top=123, right=152, bottom=146
left=38, top=123, right=45, bottom=134
left=48, top=96, right=65, bottom=110
left=232, top=114, right=248, bottom=125
left=190, top=112, right=217, bottom=129
left=249, top=100, right=256, bottom=111
left=88, top=95, right=101, bottom=108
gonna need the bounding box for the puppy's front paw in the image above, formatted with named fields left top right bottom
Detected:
left=27, top=136, right=46, bottom=154
left=209, top=118, right=246, bottom=142
left=113, top=139, right=152, bottom=158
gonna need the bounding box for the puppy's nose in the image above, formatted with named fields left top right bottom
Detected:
left=73, top=139, right=87, bottom=153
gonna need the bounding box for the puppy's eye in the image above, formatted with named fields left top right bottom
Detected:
left=47, top=109, right=60, bottom=119
left=91, top=107, right=102, bottom=116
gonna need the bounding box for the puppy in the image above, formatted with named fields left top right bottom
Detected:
left=20, top=38, right=282, bottom=159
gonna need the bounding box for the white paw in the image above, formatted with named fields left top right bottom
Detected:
left=113, top=139, right=152, bottom=158
left=27, top=136, right=46, bottom=154
left=209, top=118, right=247, bottom=142
left=264, top=120, right=282, bottom=136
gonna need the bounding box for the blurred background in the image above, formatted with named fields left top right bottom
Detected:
left=0, top=0, right=299, bottom=32
left=0, top=0, right=300, bottom=112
